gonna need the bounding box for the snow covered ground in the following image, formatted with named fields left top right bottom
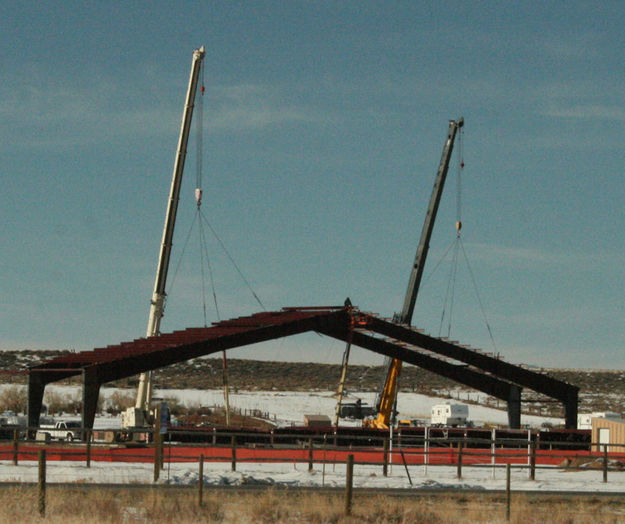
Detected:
left=6, top=386, right=607, bottom=491
left=2, top=457, right=624, bottom=493
left=0, top=384, right=561, bottom=428
left=153, top=387, right=563, bottom=428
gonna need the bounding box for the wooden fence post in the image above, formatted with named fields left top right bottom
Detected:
left=12, top=430, right=18, bottom=466
left=308, top=438, right=314, bottom=472
left=154, top=404, right=162, bottom=481
left=424, top=427, right=429, bottom=476
left=153, top=431, right=160, bottom=482
left=603, top=446, right=608, bottom=483
left=345, top=454, right=354, bottom=516
left=506, top=463, right=511, bottom=522
left=86, top=430, right=92, bottom=468
left=457, top=442, right=463, bottom=479
left=198, top=455, right=204, bottom=507
left=38, top=449, right=46, bottom=517
left=159, top=432, right=165, bottom=470
left=322, top=434, right=327, bottom=487
left=490, top=429, right=496, bottom=480
left=383, top=438, right=389, bottom=477
left=231, top=436, right=237, bottom=472
left=529, top=441, right=536, bottom=480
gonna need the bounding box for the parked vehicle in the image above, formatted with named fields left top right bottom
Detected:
left=339, top=401, right=376, bottom=420
left=0, top=412, right=29, bottom=439
left=37, top=421, right=82, bottom=441
left=431, top=403, right=469, bottom=427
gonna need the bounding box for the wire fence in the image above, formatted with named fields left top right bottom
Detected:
left=0, top=426, right=622, bottom=479
left=2, top=426, right=623, bottom=521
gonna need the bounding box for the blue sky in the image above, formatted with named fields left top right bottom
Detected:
left=1, top=2, right=623, bottom=369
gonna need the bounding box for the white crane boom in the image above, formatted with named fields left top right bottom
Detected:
left=134, top=46, right=206, bottom=413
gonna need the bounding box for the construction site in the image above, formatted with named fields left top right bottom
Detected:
left=4, top=3, right=624, bottom=521
left=17, top=46, right=590, bottom=450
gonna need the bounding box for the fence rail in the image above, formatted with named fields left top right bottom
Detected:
left=0, top=426, right=622, bottom=473
left=2, top=425, right=622, bottom=522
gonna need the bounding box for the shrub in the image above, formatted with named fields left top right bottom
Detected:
left=43, top=390, right=103, bottom=416
left=0, top=386, right=27, bottom=414
left=44, top=391, right=68, bottom=415
left=106, top=391, right=135, bottom=415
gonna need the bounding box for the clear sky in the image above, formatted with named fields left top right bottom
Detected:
left=1, top=2, right=623, bottom=369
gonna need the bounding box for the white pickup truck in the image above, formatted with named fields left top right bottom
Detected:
left=37, top=421, right=82, bottom=441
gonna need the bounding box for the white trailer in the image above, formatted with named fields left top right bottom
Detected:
left=577, top=411, right=620, bottom=430
left=431, top=403, right=468, bottom=426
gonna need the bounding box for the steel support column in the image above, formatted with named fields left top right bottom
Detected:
left=564, top=388, right=578, bottom=430
left=507, top=385, right=522, bottom=429
left=27, top=371, right=46, bottom=432
left=82, top=367, right=101, bottom=435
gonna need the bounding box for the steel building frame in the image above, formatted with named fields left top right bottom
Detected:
left=27, top=306, right=578, bottom=431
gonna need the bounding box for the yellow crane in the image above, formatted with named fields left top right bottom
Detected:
left=364, top=118, right=464, bottom=429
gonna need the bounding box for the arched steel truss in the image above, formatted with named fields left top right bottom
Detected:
left=28, top=305, right=578, bottom=431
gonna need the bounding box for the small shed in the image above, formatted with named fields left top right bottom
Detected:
left=303, top=414, right=331, bottom=427
left=591, top=417, right=625, bottom=452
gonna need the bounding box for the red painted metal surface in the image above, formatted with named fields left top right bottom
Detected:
left=30, top=307, right=347, bottom=372
left=0, top=444, right=611, bottom=466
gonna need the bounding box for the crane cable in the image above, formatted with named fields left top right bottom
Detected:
left=435, top=127, right=498, bottom=352
left=167, top=63, right=265, bottom=326
left=438, top=127, right=464, bottom=338
left=193, top=62, right=233, bottom=424
left=459, top=239, right=498, bottom=353
left=454, top=130, right=496, bottom=349
left=198, top=213, right=266, bottom=311
left=195, top=62, right=221, bottom=326
left=454, top=130, right=498, bottom=353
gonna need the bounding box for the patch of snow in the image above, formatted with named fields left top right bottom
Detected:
left=0, top=386, right=563, bottom=428
left=1, top=459, right=624, bottom=493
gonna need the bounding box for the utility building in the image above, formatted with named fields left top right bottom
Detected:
left=591, top=416, right=625, bottom=452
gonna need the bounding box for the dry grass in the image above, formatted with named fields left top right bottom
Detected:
left=1, top=487, right=624, bottom=523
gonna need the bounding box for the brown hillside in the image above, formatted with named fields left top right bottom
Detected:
left=1, top=350, right=624, bottom=417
